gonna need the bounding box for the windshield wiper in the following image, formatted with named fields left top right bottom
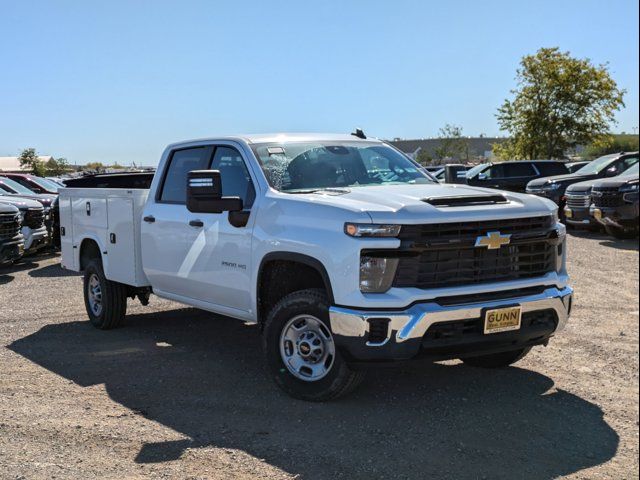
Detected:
left=286, top=188, right=350, bottom=194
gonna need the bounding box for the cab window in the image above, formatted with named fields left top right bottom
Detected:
left=159, top=147, right=213, bottom=203
left=211, top=146, right=256, bottom=208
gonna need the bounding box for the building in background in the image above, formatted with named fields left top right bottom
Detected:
left=389, top=138, right=507, bottom=163
left=0, top=156, right=54, bottom=173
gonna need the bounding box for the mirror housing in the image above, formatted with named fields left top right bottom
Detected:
left=186, top=170, right=243, bottom=213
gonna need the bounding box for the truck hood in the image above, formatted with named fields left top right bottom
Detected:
left=0, top=192, right=55, bottom=207
left=527, top=173, right=596, bottom=188
left=0, top=203, right=19, bottom=214
left=289, top=183, right=557, bottom=224
left=592, top=174, right=639, bottom=189
left=566, top=178, right=599, bottom=194
left=0, top=195, right=43, bottom=210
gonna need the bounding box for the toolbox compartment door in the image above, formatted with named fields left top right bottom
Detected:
left=105, top=196, right=136, bottom=285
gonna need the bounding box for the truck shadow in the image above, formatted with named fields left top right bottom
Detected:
left=568, top=229, right=639, bottom=251
left=9, top=308, right=618, bottom=480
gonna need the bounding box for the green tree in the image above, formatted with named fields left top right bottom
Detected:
left=434, top=124, right=469, bottom=161
left=84, top=162, right=105, bottom=171
left=18, top=148, right=46, bottom=176
left=415, top=149, right=433, bottom=165
left=582, top=134, right=639, bottom=159
left=45, top=157, right=70, bottom=176
left=496, top=47, right=625, bottom=159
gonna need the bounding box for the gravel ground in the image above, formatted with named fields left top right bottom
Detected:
left=0, top=232, right=638, bottom=480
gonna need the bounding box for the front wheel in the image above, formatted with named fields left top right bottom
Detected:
left=461, top=347, right=531, bottom=368
left=263, top=289, right=365, bottom=401
left=83, top=259, right=128, bottom=329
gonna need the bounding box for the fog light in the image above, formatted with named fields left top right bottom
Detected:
left=360, top=256, right=399, bottom=293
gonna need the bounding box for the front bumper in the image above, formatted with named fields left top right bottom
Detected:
left=329, top=286, right=573, bottom=362
left=564, top=207, right=597, bottom=228
left=23, top=226, right=49, bottom=252
left=592, top=204, right=639, bottom=229
left=0, top=235, right=25, bottom=265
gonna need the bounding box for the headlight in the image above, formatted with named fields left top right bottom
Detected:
left=542, top=182, right=561, bottom=191
left=345, top=223, right=401, bottom=237
left=620, top=182, right=639, bottom=193
left=360, top=256, right=399, bottom=293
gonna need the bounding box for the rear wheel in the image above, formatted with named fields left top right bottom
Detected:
left=263, top=288, right=365, bottom=401
left=83, top=258, right=127, bottom=329
left=605, top=224, right=638, bottom=239
left=461, top=347, right=531, bottom=368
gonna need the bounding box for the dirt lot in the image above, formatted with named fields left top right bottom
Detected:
left=0, top=232, right=638, bottom=480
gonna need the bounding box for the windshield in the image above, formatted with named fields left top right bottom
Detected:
left=574, top=154, right=618, bottom=175
left=621, top=163, right=639, bottom=176
left=252, top=142, right=434, bottom=192
left=466, top=163, right=488, bottom=178
left=30, top=176, right=60, bottom=192
left=0, top=177, right=37, bottom=195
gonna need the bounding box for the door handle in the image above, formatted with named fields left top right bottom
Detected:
left=189, top=219, right=204, bottom=228
left=143, top=215, right=155, bottom=223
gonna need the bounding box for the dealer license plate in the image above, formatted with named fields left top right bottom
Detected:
left=484, top=306, right=522, bottom=334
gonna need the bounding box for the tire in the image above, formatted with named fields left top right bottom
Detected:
left=461, top=347, right=531, bottom=369
left=605, top=224, right=638, bottom=240
left=263, top=288, right=365, bottom=401
left=83, top=258, right=128, bottom=330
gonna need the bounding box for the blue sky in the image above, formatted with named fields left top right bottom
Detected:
left=1, top=0, right=638, bottom=165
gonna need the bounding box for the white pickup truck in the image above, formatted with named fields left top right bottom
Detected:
left=60, top=133, right=573, bottom=401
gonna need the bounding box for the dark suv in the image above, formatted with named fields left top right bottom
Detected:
left=564, top=163, right=639, bottom=230
left=465, top=160, right=569, bottom=193
left=590, top=169, right=639, bottom=239
left=0, top=203, right=24, bottom=266
left=526, top=152, right=640, bottom=217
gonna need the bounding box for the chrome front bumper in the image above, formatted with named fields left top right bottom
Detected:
left=329, top=286, right=573, bottom=360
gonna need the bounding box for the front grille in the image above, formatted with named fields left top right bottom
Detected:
left=0, top=213, right=21, bottom=239
left=422, top=309, right=558, bottom=343
left=393, top=216, right=557, bottom=290
left=23, top=208, right=45, bottom=229
left=398, top=216, right=554, bottom=245
left=592, top=188, right=624, bottom=208
left=566, top=194, right=591, bottom=209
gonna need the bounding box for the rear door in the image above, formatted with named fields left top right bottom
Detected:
left=501, top=163, right=538, bottom=192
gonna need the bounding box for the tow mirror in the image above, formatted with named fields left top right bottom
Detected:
left=186, top=170, right=243, bottom=214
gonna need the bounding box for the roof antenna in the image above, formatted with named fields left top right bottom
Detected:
left=351, top=128, right=367, bottom=139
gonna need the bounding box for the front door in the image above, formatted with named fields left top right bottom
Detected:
left=141, top=143, right=257, bottom=315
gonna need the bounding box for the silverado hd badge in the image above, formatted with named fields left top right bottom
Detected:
left=475, top=231, right=511, bottom=250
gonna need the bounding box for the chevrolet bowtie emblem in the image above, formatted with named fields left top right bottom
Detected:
left=475, top=231, right=511, bottom=250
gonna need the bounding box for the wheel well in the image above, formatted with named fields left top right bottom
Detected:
left=79, top=239, right=101, bottom=271
left=258, top=259, right=331, bottom=326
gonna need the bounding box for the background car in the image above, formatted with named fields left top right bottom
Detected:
left=466, top=160, right=569, bottom=192
left=590, top=167, right=640, bottom=239
left=526, top=152, right=639, bottom=219
left=2, top=173, right=61, bottom=194
left=563, top=163, right=639, bottom=231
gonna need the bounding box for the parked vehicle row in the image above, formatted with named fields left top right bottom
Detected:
left=0, top=173, right=63, bottom=265
left=432, top=152, right=639, bottom=239
left=0, top=203, right=24, bottom=266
